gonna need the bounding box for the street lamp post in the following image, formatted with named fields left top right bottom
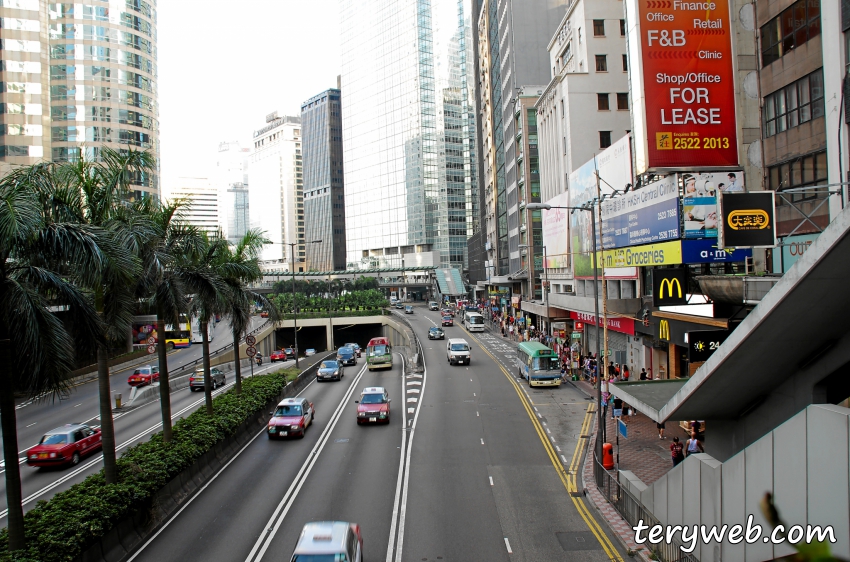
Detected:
left=526, top=202, right=605, bottom=447
left=287, top=239, right=322, bottom=369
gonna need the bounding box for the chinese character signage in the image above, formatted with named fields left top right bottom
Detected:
left=625, top=0, right=739, bottom=172
left=718, top=192, right=776, bottom=248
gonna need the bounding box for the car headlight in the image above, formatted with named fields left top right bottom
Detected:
left=380, top=412, right=387, bottom=417
left=49, top=453, right=57, bottom=458
left=291, top=425, right=300, bottom=430
left=358, top=412, right=366, bottom=417
left=30, top=454, right=36, bottom=459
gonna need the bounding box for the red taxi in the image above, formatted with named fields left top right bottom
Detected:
left=441, top=315, right=453, bottom=326
left=27, top=424, right=101, bottom=468
left=128, top=365, right=159, bottom=387
left=355, top=387, right=391, bottom=424
left=270, top=349, right=289, bottom=362
left=268, top=397, right=314, bottom=439
left=260, top=311, right=269, bottom=318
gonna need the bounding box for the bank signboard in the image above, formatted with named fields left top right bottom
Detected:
left=625, top=0, right=739, bottom=173
left=599, top=175, right=680, bottom=249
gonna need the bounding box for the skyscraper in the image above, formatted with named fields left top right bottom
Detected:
left=249, top=113, right=303, bottom=266
left=0, top=0, right=160, bottom=196
left=340, top=0, right=478, bottom=270
left=301, top=87, right=346, bottom=271
left=215, top=141, right=250, bottom=244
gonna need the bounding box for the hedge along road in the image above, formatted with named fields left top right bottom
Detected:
left=128, top=352, right=413, bottom=562
left=0, top=317, right=286, bottom=519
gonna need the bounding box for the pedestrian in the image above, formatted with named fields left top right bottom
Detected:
left=612, top=396, right=623, bottom=421
left=657, top=421, right=665, bottom=439
left=640, top=368, right=648, bottom=381
left=621, top=403, right=630, bottom=424
left=501, top=326, right=506, bottom=338
left=608, top=361, right=616, bottom=377
left=622, top=366, right=630, bottom=381
left=685, top=430, right=704, bottom=456
left=690, top=420, right=702, bottom=436
left=671, top=437, right=685, bottom=466
left=508, top=325, right=514, bottom=339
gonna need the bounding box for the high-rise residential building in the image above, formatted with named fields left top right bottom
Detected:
left=0, top=0, right=159, bottom=196
left=249, top=113, right=303, bottom=266
left=340, top=0, right=478, bottom=270
left=474, top=0, right=573, bottom=280
left=165, top=177, right=218, bottom=236
left=215, top=141, right=250, bottom=244
left=301, top=87, right=346, bottom=271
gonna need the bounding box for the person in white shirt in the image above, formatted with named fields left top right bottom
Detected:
left=723, top=172, right=743, bottom=192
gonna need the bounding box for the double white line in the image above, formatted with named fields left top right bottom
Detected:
left=243, top=363, right=368, bottom=562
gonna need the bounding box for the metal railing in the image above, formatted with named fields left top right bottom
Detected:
left=162, top=319, right=272, bottom=379
left=593, top=452, right=699, bottom=562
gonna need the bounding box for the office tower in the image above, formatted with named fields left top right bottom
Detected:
left=340, top=0, right=478, bottom=270
left=165, top=177, right=218, bottom=236
left=249, top=113, right=303, bottom=266
left=301, top=87, right=346, bottom=271
left=215, top=141, right=251, bottom=244
left=0, top=0, right=159, bottom=196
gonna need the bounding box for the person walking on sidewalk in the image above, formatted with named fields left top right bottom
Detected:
left=657, top=421, right=666, bottom=439
left=671, top=437, right=685, bottom=466
left=686, top=430, right=704, bottom=457
left=640, top=368, right=648, bottom=381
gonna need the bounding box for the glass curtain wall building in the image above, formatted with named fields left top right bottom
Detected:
left=301, top=87, right=346, bottom=271
left=0, top=0, right=159, bottom=196
left=340, top=0, right=478, bottom=270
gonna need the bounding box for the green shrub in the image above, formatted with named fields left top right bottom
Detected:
left=0, top=367, right=299, bottom=562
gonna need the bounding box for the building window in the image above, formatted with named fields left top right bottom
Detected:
left=599, top=131, right=612, bottom=148
left=560, top=98, right=564, bottom=118
left=595, top=55, right=607, bottom=72
left=760, top=0, right=821, bottom=67
left=768, top=151, right=827, bottom=202
left=593, top=19, right=605, bottom=36
left=620, top=19, right=626, bottom=36
left=622, top=54, right=628, bottom=72
left=597, top=93, right=610, bottom=111
left=617, top=93, right=629, bottom=110
left=763, top=68, right=824, bottom=137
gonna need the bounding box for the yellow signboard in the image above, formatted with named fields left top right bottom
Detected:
left=597, top=240, right=683, bottom=268
left=659, top=320, right=670, bottom=340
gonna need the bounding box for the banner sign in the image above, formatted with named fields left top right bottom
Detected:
left=570, top=311, right=636, bottom=336
left=681, top=239, right=751, bottom=263
left=598, top=240, right=683, bottom=268
left=682, top=171, right=745, bottom=239
left=687, top=329, right=729, bottom=362
left=542, top=192, right=570, bottom=268
left=599, top=175, right=680, bottom=249
left=626, top=0, right=739, bottom=172
left=653, top=268, right=688, bottom=307
left=718, top=192, right=777, bottom=248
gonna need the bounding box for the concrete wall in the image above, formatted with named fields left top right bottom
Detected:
left=628, top=404, right=850, bottom=561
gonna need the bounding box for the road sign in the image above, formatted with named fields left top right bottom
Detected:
left=245, top=335, right=256, bottom=346
left=146, top=344, right=156, bottom=354
left=245, top=346, right=257, bottom=357
left=618, top=419, right=628, bottom=439
left=147, top=336, right=155, bottom=345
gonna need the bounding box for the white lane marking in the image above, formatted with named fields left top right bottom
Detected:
left=480, top=438, right=484, bottom=445
left=406, top=398, right=418, bottom=403
left=561, top=455, right=568, bottom=464
left=25, top=423, right=36, bottom=428
left=245, top=364, right=368, bottom=562
left=546, top=428, right=551, bottom=434
left=407, top=408, right=415, bottom=414
left=489, top=476, right=494, bottom=486
left=391, top=348, right=428, bottom=562
left=386, top=354, right=409, bottom=562
left=473, top=393, right=476, bottom=397
left=408, top=381, right=422, bottom=386
left=505, top=538, right=513, bottom=554
left=470, top=379, right=473, bottom=382
left=406, top=389, right=420, bottom=394
left=555, top=445, right=561, bottom=452
left=476, top=411, right=479, bottom=417
left=537, top=413, right=542, bottom=419
left=542, top=422, right=547, bottom=426
left=74, top=404, right=81, bottom=408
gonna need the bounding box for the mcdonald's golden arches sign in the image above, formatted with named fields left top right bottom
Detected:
left=652, top=268, right=688, bottom=307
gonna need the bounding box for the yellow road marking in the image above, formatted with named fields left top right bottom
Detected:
left=462, top=326, right=624, bottom=562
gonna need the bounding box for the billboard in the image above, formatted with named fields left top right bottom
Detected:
left=681, top=239, right=751, bottom=264
left=625, top=0, right=739, bottom=172
left=598, top=240, right=683, bottom=268
left=653, top=268, right=688, bottom=307
left=773, top=233, right=820, bottom=273
left=541, top=192, right=569, bottom=269
left=687, top=329, right=730, bottom=363
left=599, top=175, right=679, bottom=249
left=718, top=192, right=777, bottom=248
left=682, top=171, right=745, bottom=239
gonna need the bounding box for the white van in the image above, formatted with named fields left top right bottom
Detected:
left=446, top=338, right=471, bottom=365
left=291, top=521, right=363, bottom=562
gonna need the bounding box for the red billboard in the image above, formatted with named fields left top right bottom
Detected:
left=570, top=311, right=636, bottom=336
left=637, top=0, right=738, bottom=169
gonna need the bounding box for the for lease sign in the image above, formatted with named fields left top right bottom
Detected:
left=634, top=0, right=738, bottom=169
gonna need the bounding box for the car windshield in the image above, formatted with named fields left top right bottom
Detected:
left=40, top=434, right=67, bottom=445
left=531, top=356, right=560, bottom=372
left=292, top=554, right=347, bottom=561
left=361, top=393, right=386, bottom=404
left=134, top=368, right=149, bottom=375
left=321, top=361, right=339, bottom=369
left=338, top=348, right=353, bottom=355
left=450, top=343, right=469, bottom=351
left=368, top=345, right=388, bottom=356
left=274, top=405, right=302, bottom=416
left=430, top=328, right=441, bottom=332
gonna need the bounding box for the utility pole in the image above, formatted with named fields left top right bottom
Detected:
left=595, top=167, right=610, bottom=382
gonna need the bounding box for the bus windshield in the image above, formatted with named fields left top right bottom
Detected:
left=369, top=344, right=389, bottom=356
left=531, top=356, right=561, bottom=372
left=467, top=315, right=483, bottom=324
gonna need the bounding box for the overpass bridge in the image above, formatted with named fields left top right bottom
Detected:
left=248, top=267, right=437, bottom=298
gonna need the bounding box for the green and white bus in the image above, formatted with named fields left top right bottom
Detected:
left=366, top=337, right=393, bottom=371
left=516, top=341, right=561, bottom=387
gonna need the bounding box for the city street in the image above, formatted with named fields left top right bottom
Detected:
left=125, top=304, right=627, bottom=561
left=0, top=315, right=275, bottom=518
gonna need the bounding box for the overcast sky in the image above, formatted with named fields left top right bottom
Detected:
left=158, top=0, right=341, bottom=188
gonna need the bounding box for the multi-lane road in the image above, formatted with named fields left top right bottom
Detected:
left=0, top=315, right=277, bottom=519
left=124, top=304, right=628, bottom=561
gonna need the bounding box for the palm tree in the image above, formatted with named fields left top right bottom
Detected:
left=0, top=166, right=107, bottom=551
left=133, top=198, right=206, bottom=441
left=33, top=148, right=154, bottom=484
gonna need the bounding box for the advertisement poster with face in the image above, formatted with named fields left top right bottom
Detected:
left=682, top=171, right=744, bottom=239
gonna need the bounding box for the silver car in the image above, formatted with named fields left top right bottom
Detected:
left=189, top=367, right=225, bottom=391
